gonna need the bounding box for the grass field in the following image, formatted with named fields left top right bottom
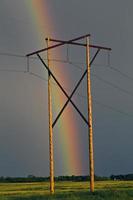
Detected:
left=0, top=181, right=132, bottom=200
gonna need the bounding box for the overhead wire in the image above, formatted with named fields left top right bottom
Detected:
left=93, top=99, right=133, bottom=118
left=91, top=73, right=133, bottom=98
left=1, top=52, right=133, bottom=98
left=28, top=69, right=133, bottom=119
left=0, top=52, right=133, bottom=118
left=1, top=51, right=133, bottom=83
left=0, top=68, right=26, bottom=73
left=67, top=61, right=133, bottom=98
left=106, top=65, right=133, bottom=82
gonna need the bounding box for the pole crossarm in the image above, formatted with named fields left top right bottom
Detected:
left=26, top=34, right=91, bottom=57
left=48, top=38, right=112, bottom=51
left=52, top=49, right=100, bottom=128
left=26, top=34, right=111, bottom=128
left=37, top=53, right=89, bottom=126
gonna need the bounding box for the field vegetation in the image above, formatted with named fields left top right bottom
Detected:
left=0, top=180, right=132, bottom=200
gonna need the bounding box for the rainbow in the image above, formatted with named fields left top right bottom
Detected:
left=25, top=0, right=83, bottom=175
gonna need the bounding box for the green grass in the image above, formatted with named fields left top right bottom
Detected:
left=0, top=181, right=132, bottom=200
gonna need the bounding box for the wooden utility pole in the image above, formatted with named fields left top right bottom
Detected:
left=46, top=37, right=54, bottom=194
left=86, top=36, right=95, bottom=192
left=27, top=34, right=111, bottom=194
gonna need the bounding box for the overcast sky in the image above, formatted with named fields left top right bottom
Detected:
left=0, top=0, right=133, bottom=177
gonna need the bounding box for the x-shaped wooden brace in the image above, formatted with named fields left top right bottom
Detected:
left=37, top=48, right=100, bottom=128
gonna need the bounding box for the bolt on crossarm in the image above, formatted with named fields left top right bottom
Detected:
left=46, top=38, right=54, bottom=194
left=86, top=36, right=95, bottom=192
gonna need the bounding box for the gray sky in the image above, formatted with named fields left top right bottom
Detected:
left=0, top=0, right=133, bottom=177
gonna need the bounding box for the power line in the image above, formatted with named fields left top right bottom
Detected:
left=67, top=61, right=133, bottom=99
left=1, top=52, right=133, bottom=100
left=0, top=60, right=132, bottom=119
left=91, top=73, right=133, bottom=98
left=68, top=61, right=133, bottom=85
left=92, top=63, right=133, bottom=82
left=93, top=99, right=133, bottom=118
left=1, top=51, right=133, bottom=84
left=0, top=52, right=25, bottom=58
left=52, top=81, right=133, bottom=119
left=106, top=65, right=133, bottom=82
left=29, top=71, right=48, bottom=81
left=1, top=51, right=133, bottom=112
left=0, top=68, right=26, bottom=73
left=0, top=52, right=85, bottom=65
left=29, top=72, right=133, bottom=119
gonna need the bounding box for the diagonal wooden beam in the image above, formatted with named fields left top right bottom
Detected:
left=37, top=53, right=89, bottom=126
left=52, top=49, right=100, bottom=128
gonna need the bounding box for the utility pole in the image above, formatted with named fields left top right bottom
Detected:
left=27, top=33, right=111, bottom=194
left=46, top=37, right=54, bottom=194
left=86, top=36, right=94, bottom=192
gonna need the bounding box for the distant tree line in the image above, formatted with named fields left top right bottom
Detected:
left=0, top=174, right=132, bottom=183
left=0, top=175, right=108, bottom=183
left=110, top=174, right=133, bottom=181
